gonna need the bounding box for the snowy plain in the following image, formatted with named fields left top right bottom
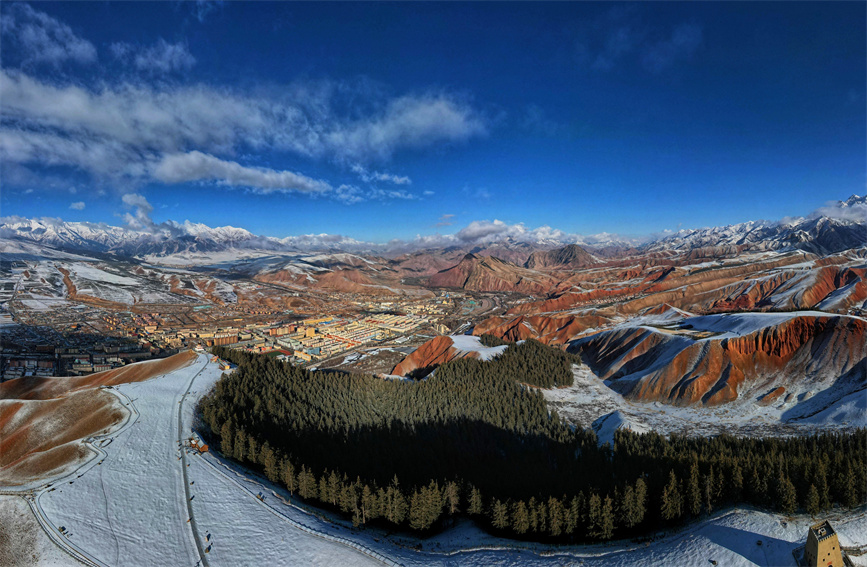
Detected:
left=19, top=353, right=866, bottom=567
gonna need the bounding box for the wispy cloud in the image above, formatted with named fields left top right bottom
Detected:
left=111, top=38, right=196, bottom=74
left=575, top=8, right=702, bottom=73
left=351, top=164, right=411, bottom=185
left=192, top=1, right=221, bottom=23
left=642, top=24, right=703, bottom=73
left=521, top=105, right=565, bottom=137
left=0, top=3, right=97, bottom=67
left=69, top=201, right=85, bottom=210
left=461, top=186, right=491, bottom=201
left=434, top=213, right=455, bottom=228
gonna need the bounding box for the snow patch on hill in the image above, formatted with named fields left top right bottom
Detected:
left=592, top=410, right=650, bottom=447
left=449, top=334, right=510, bottom=361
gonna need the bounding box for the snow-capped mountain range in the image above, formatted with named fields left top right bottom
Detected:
left=1, top=195, right=863, bottom=259
left=647, top=195, right=866, bottom=255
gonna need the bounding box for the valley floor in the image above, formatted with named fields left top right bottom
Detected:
left=7, top=354, right=866, bottom=566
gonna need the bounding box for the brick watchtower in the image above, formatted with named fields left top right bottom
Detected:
left=805, top=521, right=844, bottom=567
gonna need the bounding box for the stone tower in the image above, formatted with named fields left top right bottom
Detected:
left=805, top=520, right=844, bottom=567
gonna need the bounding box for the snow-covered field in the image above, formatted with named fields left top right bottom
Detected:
left=17, top=354, right=867, bottom=566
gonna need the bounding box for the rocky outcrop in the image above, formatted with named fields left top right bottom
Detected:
left=572, top=314, right=867, bottom=406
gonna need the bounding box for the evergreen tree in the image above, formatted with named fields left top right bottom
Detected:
left=730, top=460, right=744, bottom=502
left=600, top=496, right=615, bottom=540
left=634, top=478, right=647, bottom=526
left=661, top=470, right=683, bottom=521
left=468, top=487, right=483, bottom=516
left=361, top=484, right=377, bottom=524
left=282, top=459, right=297, bottom=494
left=318, top=474, right=330, bottom=504
left=620, top=485, right=636, bottom=528
left=260, top=442, right=278, bottom=482
left=588, top=493, right=602, bottom=537
left=340, top=481, right=358, bottom=515
left=806, top=484, right=820, bottom=518
left=547, top=497, right=563, bottom=537
left=327, top=471, right=341, bottom=506
left=409, top=490, right=426, bottom=530
left=535, top=499, right=548, bottom=534
left=779, top=473, right=797, bottom=516
left=703, top=468, right=716, bottom=514
left=844, top=464, right=859, bottom=509
left=815, top=461, right=830, bottom=511
left=219, top=422, right=233, bottom=456
left=298, top=465, right=317, bottom=500
left=443, top=482, right=460, bottom=516
left=233, top=430, right=247, bottom=462
left=528, top=497, right=539, bottom=533
left=385, top=476, right=407, bottom=524
left=687, top=460, right=702, bottom=517
left=511, top=500, right=530, bottom=534
left=565, top=495, right=581, bottom=534
left=246, top=435, right=259, bottom=464
left=491, top=499, right=509, bottom=530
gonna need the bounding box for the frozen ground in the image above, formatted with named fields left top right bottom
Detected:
left=18, top=354, right=867, bottom=566
left=0, top=495, right=82, bottom=567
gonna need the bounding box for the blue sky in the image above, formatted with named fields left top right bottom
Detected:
left=1, top=2, right=864, bottom=243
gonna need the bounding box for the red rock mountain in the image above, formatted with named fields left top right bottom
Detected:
left=473, top=314, right=610, bottom=345
left=428, top=253, right=561, bottom=294
left=392, top=336, right=470, bottom=376
left=524, top=244, right=597, bottom=270
left=572, top=313, right=866, bottom=406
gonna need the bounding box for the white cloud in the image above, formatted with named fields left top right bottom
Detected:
left=452, top=219, right=588, bottom=246
left=807, top=196, right=867, bottom=223
left=112, top=38, right=196, bottom=74
left=0, top=68, right=486, bottom=199
left=325, top=94, right=486, bottom=162
left=69, top=201, right=85, bottom=210
left=455, top=219, right=512, bottom=242
left=121, top=192, right=154, bottom=229
left=151, top=151, right=333, bottom=195
left=351, top=164, right=411, bottom=185
left=1, top=3, right=97, bottom=67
